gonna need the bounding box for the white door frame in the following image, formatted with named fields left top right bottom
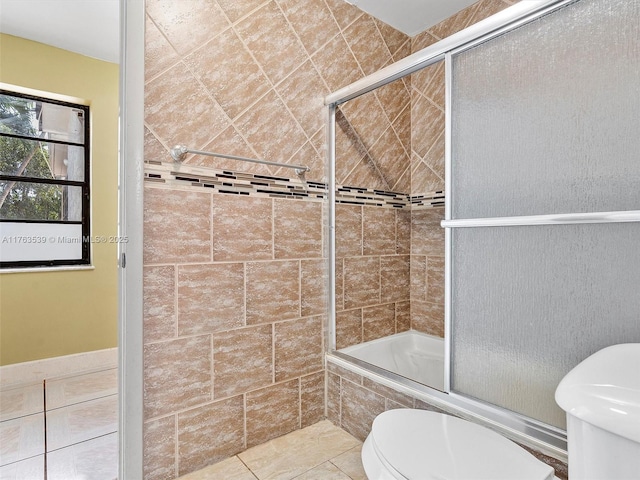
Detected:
left=118, top=0, right=145, bottom=477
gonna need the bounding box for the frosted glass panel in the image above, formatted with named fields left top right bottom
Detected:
left=451, top=223, right=640, bottom=428
left=451, top=0, right=640, bottom=219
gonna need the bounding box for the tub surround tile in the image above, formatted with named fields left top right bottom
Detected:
left=300, top=372, right=325, bottom=428
left=336, top=309, right=363, bottom=350
left=144, top=188, right=212, bottom=264
left=246, top=379, right=300, bottom=448
left=178, top=263, right=245, bottom=336
left=274, top=317, right=323, bottom=381
left=411, top=158, right=444, bottom=195
left=362, top=378, right=413, bottom=408
left=411, top=95, right=445, bottom=159
left=0, top=383, right=43, bottom=422
left=144, top=265, right=176, bottom=343
left=368, top=127, right=410, bottom=191
left=335, top=205, right=362, bottom=258
left=177, top=396, right=245, bottom=475
left=340, top=381, right=386, bottom=442
left=335, top=259, right=344, bottom=312
left=0, top=413, right=44, bottom=466
left=213, top=195, right=273, bottom=261
left=327, top=362, right=362, bottom=386
left=213, top=325, right=273, bottom=399
left=300, top=259, right=327, bottom=317
left=144, top=127, right=169, bottom=163
left=274, top=200, right=322, bottom=259
left=362, top=304, right=396, bottom=343
left=342, top=15, right=390, bottom=76
left=246, top=260, right=300, bottom=324
left=46, top=432, right=118, bottom=480
left=396, top=209, right=411, bottom=254
left=343, top=256, right=380, bottom=310
left=395, top=301, right=412, bottom=333
left=375, top=79, right=411, bottom=126
left=363, top=207, right=396, bottom=255
left=145, top=15, right=181, bottom=82
left=144, top=335, right=213, bottom=419
left=312, top=34, right=363, bottom=93
left=411, top=300, right=445, bottom=337
left=380, top=255, right=411, bottom=304
left=327, top=372, right=341, bottom=426
left=144, top=415, right=177, bottom=480
left=426, top=256, right=445, bottom=304
left=239, top=420, right=361, bottom=480
left=411, top=207, right=445, bottom=256
left=324, top=0, right=363, bottom=31
left=410, top=255, right=428, bottom=302
left=216, top=0, right=266, bottom=23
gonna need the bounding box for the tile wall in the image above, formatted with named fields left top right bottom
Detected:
left=143, top=0, right=411, bottom=478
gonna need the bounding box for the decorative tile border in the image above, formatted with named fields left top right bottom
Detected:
left=144, top=161, right=444, bottom=209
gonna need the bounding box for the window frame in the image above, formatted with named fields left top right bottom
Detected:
left=0, top=89, right=91, bottom=269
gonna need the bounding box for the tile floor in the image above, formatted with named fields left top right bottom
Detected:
left=0, top=368, right=118, bottom=480
left=177, top=420, right=367, bottom=480
left=1, top=368, right=366, bottom=480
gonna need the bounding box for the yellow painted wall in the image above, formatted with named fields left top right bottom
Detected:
left=0, top=34, right=119, bottom=365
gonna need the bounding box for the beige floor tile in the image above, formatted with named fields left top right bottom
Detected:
left=238, top=420, right=361, bottom=480
left=0, top=413, right=44, bottom=466
left=178, top=455, right=258, bottom=480
left=46, top=368, right=117, bottom=410
left=46, top=432, right=118, bottom=480
left=0, top=383, right=43, bottom=422
left=0, top=454, right=44, bottom=480
left=330, top=446, right=367, bottom=480
left=293, top=461, right=351, bottom=479
left=46, top=394, right=118, bottom=451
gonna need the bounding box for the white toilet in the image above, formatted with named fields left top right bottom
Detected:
left=361, top=408, right=556, bottom=480
left=555, top=343, right=640, bottom=480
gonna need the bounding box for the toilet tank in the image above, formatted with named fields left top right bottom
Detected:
left=555, top=343, right=640, bottom=480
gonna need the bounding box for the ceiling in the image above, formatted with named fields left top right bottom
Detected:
left=0, top=0, right=478, bottom=64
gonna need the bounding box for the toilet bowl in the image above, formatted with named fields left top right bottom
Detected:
left=361, top=409, right=556, bottom=480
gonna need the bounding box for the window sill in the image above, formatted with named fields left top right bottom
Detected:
left=0, top=265, right=95, bottom=274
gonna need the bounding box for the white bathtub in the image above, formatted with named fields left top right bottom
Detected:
left=339, top=331, right=444, bottom=390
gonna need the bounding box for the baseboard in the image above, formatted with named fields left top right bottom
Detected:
left=0, top=347, right=118, bottom=388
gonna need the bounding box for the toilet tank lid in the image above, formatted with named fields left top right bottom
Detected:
left=555, top=343, right=640, bottom=443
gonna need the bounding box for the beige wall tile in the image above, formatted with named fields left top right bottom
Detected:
left=213, top=195, right=272, bottom=261
left=374, top=19, right=409, bottom=58
left=362, top=304, right=396, bottom=342
left=327, top=362, right=362, bottom=385
left=177, top=396, right=245, bottom=476
left=427, top=256, right=445, bottom=304
left=144, top=265, right=176, bottom=343
left=312, top=34, right=362, bottom=92
left=144, top=335, right=212, bottom=419
left=143, top=415, right=176, bottom=480
left=336, top=309, right=362, bottom=350
left=301, top=259, right=327, bottom=317
left=342, top=15, right=390, bottom=76
left=411, top=158, right=444, bottom=194
left=410, top=255, right=427, bottom=302
left=216, top=0, right=266, bottom=23
left=343, top=256, right=380, bottom=309
left=233, top=90, right=308, bottom=166
left=428, top=1, right=478, bottom=39
left=362, top=378, right=413, bottom=408
left=213, top=324, right=273, bottom=399
left=340, top=94, right=388, bottom=154
left=144, top=127, right=168, bottom=163
left=274, top=200, right=322, bottom=259
left=335, top=259, right=344, bottom=311
left=144, top=187, right=211, bottom=264
left=178, top=263, right=245, bottom=336
left=411, top=208, right=445, bottom=256
left=145, top=15, right=180, bottom=82
left=144, top=64, right=228, bottom=153
left=421, top=129, right=445, bottom=181
left=327, top=372, right=341, bottom=425
left=411, top=300, right=444, bottom=337
left=363, top=207, right=396, bottom=255
left=370, top=127, right=410, bottom=191
left=323, top=0, right=363, bottom=30
left=395, top=301, right=411, bottom=332
left=184, top=28, right=271, bottom=121
left=246, top=260, right=300, bottom=324
left=340, top=380, right=385, bottom=441
left=275, top=316, right=323, bottom=381
left=146, top=0, right=229, bottom=55
left=301, top=371, right=325, bottom=428
left=411, top=95, right=445, bottom=159
left=234, top=2, right=308, bottom=83
left=396, top=209, right=411, bottom=255
left=375, top=78, right=411, bottom=126
left=275, top=60, right=328, bottom=138
left=277, top=0, right=341, bottom=56
left=335, top=205, right=362, bottom=258
left=380, top=255, right=410, bottom=303
left=246, top=379, right=300, bottom=448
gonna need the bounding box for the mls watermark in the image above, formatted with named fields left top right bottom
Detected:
left=1, top=235, right=129, bottom=244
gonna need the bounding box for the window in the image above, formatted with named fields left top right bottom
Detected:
left=0, top=90, right=90, bottom=268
